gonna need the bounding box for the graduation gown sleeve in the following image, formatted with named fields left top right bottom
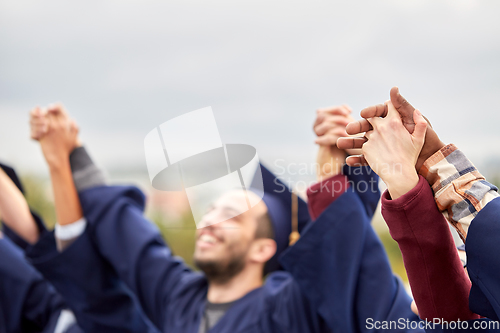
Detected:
left=381, top=176, right=477, bottom=322
left=2, top=210, right=47, bottom=251
left=26, top=223, right=159, bottom=332
left=280, top=187, right=422, bottom=332
left=342, top=165, right=381, bottom=219
left=466, top=197, right=500, bottom=321
left=0, top=235, right=68, bottom=333
left=76, top=185, right=205, bottom=331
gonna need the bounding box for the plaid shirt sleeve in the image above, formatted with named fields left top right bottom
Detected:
left=419, top=144, right=499, bottom=242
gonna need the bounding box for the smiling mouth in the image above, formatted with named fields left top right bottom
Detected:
left=200, top=234, right=217, bottom=243
left=197, top=233, right=222, bottom=247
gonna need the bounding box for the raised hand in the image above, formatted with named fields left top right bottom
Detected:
left=30, top=104, right=81, bottom=168
left=337, top=87, right=445, bottom=171
left=29, top=103, right=83, bottom=227
left=313, top=105, right=358, bottom=181
left=361, top=101, right=427, bottom=199
left=314, top=104, right=361, bottom=155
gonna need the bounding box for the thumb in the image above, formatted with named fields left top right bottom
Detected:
left=315, top=135, right=335, bottom=146
left=411, top=109, right=427, bottom=147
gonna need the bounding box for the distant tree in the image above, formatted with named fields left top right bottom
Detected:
left=21, top=175, right=57, bottom=229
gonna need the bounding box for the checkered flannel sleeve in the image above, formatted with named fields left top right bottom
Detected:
left=419, top=144, right=499, bottom=241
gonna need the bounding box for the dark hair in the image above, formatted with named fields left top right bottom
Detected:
left=254, top=211, right=274, bottom=240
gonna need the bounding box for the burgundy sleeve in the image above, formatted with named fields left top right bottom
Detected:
left=307, top=174, right=349, bottom=221
left=381, top=175, right=478, bottom=322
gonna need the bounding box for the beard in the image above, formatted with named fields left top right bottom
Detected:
left=194, top=251, right=247, bottom=284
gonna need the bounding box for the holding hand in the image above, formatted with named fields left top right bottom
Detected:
left=30, top=104, right=81, bottom=168
left=313, top=105, right=358, bottom=181
left=337, top=87, right=445, bottom=171
left=29, top=103, right=83, bottom=226
left=360, top=101, right=427, bottom=199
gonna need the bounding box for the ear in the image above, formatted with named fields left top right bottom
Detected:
left=248, top=238, right=277, bottom=264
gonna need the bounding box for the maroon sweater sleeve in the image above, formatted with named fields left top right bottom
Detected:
left=307, top=174, right=349, bottom=220
left=381, top=175, right=478, bottom=322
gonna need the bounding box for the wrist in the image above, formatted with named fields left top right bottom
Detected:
left=417, top=129, right=446, bottom=171
left=47, top=156, right=71, bottom=173
left=316, top=146, right=347, bottom=181
left=383, top=168, right=419, bottom=200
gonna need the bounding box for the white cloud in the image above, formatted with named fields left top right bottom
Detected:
left=0, top=0, right=499, bottom=178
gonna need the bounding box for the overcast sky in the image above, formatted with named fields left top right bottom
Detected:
left=1, top=0, right=499, bottom=182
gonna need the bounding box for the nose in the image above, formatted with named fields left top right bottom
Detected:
left=198, top=216, right=215, bottom=230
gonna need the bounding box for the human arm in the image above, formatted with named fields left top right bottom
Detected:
left=30, top=104, right=201, bottom=330
left=281, top=187, right=421, bottom=332
left=310, top=104, right=380, bottom=220
left=337, top=87, right=446, bottom=172
left=350, top=99, right=480, bottom=323
left=28, top=104, right=162, bottom=332
left=337, top=87, right=499, bottom=241
left=419, top=144, right=499, bottom=241
left=0, top=235, right=73, bottom=333
left=35, top=105, right=83, bottom=229
left=0, top=162, right=49, bottom=250
left=0, top=166, right=40, bottom=244
left=381, top=176, right=478, bottom=322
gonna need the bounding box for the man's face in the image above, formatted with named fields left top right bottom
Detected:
left=193, top=190, right=267, bottom=281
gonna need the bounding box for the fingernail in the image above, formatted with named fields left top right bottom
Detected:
left=415, top=109, right=421, bottom=116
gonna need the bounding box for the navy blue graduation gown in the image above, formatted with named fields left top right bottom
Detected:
left=27, top=229, right=160, bottom=333
left=28, top=185, right=327, bottom=332
left=466, top=196, right=500, bottom=321
left=29, top=166, right=421, bottom=332
left=342, top=165, right=381, bottom=219
left=2, top=210, right=47, bottom=251
left=0, top=235, right=81, bottom=333
left=280, top=181, right=423, bottom=332
left=424, top=197, right=500, bottom=332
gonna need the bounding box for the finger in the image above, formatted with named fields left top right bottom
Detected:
left=364, top=130, right=374, bottom=140
left=422, top=115, right=433, bottom=128
left=30, top=106, right=45, bottom=118
left=315, top=128, right=348, bottom=146
left=314, top=135, right=338, bottom=146
left=390, top=86, right=416, bottom=134
left=312, top=113, right=325, bottom=129
left=313, top=107, right=348, bottom=130
left=390, top=86, right=414, bottom=113
left=336, top=136, right=367, bottom=150
left=385, top=101, right=399, bottom=118
left=412, top=109, right=428, bottom=147
left=342, top=104, right=352, bottom=113
left=346, top=119, right=372, bottom=135
left=316, top=105, right=351, bottom=116
left=69, top=119, right=79, bottom=132
left=314, top=116, right=351, bottom=136
left=47, top=103, right=68, bottom=118
left=29, top=107, right=49, bottom=140
left=360, top=104, right=387, bottom=119
left=346, top=155, right=369, bottom=167
left=365, top=117, right=381, bottom=128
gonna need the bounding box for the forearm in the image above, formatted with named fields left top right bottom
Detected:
left=0, top=236, right=68, bottom=332
left=316, top=145, right=346, bottom=182
left=52, top=147, right=107, bottom=251
left=26, top=229, right=155, bottom=332
left=0, top=168, right=39, bottom=244
left=281, top=189, right=419, bottom=331
left=382, top=176, right=477, bottom=322
left=420, top=144, right=499, bottom=241
left=48, top=159, right=83, bottom=226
